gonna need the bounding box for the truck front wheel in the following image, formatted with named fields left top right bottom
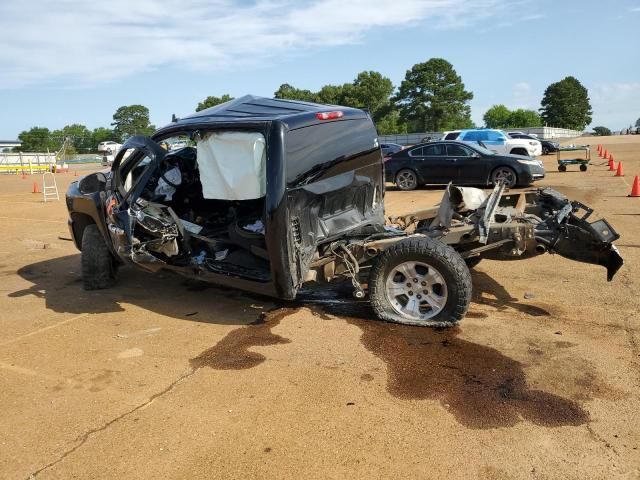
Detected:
left=81, top=224, right=116, bottom=290
left=369, top=238, right=472, bottom=327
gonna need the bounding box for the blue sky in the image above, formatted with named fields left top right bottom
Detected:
left=0, top=0, right=639, bottom=139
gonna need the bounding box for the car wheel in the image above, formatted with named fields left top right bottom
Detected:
left=395, top=169, right=418, bottom=191
left=542, top=146, right=549, bottom=155
left=491, top=166, right=518, bottom=188
left=81, top=224, right=116, bottom=290
left=369, top=237, right=472, bottom=327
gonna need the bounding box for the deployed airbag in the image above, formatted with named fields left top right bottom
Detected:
left=196, top=131, right=266, bottom=200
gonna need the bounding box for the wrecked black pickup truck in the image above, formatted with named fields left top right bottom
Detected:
left=66, top=95, right=623, bottom=327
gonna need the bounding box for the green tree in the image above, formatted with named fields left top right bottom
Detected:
left=274, top=84, right=317, bottom=102
left=315, top=84, right=347, bottom=105
left=111, top=105, right=155, bottom=141
left=57, top=124, right=92, bottom=152
left=484, top=105, right=542, bottom=128
left=540, top=76, right=592, bottom=130
left=508, top=109, right=542, bottom=128
left=396, top=58, right=473, bottom=132
left=195, top=94, right=234, bottom=112
left=17, top=127, right=58, bottom=152
left=342, top=71, right=395, bottom=122
left=635, top=118, right=640, bottom=127
left=593, top=126, right=611, bottom=136
left=91, top=127, right=117, bottom=151
left=375, top=110, right=408, bottom=135
left=483, top=105, right=511, bottom=128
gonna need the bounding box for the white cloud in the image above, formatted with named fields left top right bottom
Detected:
left=590, top=82, right=640, bottom=129
left=0, top=0, right=514, bottom=89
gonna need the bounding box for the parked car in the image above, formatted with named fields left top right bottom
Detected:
left=384, top=140, right=544, bottom=190
left=101, top=153, right=115, bottom=166
left=455, top=129, right=541, bottom=157
left=380, top=143, right=404, bottom=156
left=442, top=130, right=461, bottom=140
left=97, top=141, right=122, bottom=154
left=66, top=95, right=621, bottom=327
left=508, top=132, right=559, bottom=155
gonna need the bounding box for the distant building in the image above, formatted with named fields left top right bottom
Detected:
left=0, top=140, right=22, bottom=151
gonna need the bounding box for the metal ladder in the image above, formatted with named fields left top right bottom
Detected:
left=42, top=172, right=59, bottom=202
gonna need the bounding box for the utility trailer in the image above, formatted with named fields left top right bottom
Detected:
left=557, top=145, right=591, bottom=172
left=65, top=96, right=623, bottom=327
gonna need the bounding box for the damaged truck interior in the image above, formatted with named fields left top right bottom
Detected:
left=67, top=96, right=623, bottom=327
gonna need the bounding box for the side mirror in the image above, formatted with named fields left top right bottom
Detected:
left=79, top=172, right=107, bottom=194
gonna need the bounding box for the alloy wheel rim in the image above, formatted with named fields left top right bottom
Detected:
left=397, top=171, right=416, bottom=189
left=494, top=168, right=515, bottom=187
left=384, top=261, right=448, bottom=321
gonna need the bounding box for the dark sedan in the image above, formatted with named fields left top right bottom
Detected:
left=380, top=142, right=404, bottom=156
left=508, top=133, right=559, bottom=155
left=384, top=140, right=545, bottom=190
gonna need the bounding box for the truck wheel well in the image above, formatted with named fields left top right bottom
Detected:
left=510, top=148, right=529, bottom=156
left=70, top=213, right=96, bottom=250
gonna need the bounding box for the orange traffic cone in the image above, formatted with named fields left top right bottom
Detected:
left=32, top=182, right=40, bottom=194
left=604, top=149, right=609, bottom=160
left=610, top=154, right=614, bottom=164
left=629, top=176, right=640, bottom=197
left=597, top=145, right=602, bottom=156
left=608, top=159, right=615, bottom=171
left=615, top=162, right=624, bottom=177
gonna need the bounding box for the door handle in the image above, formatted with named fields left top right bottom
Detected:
left=447, top=158, right=458, bottom=162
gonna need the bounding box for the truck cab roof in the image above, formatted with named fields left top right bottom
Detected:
left=156, top=95, right=370, bottom=134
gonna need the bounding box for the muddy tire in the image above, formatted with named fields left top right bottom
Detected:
left=464, top=256, right=482, bottom=269
left=395, top=169, right=418, bottom=191
left=369, top=237, right=472, bottom=327
left=81, top=224, right=116, bottom=290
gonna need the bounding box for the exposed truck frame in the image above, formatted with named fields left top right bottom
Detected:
left=66, top=96, right=623, bottom=327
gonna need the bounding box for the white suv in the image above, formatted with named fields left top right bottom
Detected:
left=443, top=129, right=541, bottom=157
left=97, top=141, right=122, bottom=154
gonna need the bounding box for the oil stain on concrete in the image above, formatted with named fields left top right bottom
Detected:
left=192, top=289, right=589, bottom=429
left=347, top=317, right=589, bottom=429
left=190, top=308, right=293, bottom=370
left=309, top=295, right=589, bottom=430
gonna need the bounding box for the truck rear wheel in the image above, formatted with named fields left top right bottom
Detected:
left=81, top=224, right=116, bottom=290
left=369, top=238, right=472, bottom=327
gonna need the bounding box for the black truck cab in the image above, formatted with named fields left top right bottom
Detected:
left=68, top=96, right=385, bottom=300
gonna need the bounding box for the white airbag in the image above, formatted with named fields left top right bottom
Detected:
left=196, top=131, right=266, bottom=200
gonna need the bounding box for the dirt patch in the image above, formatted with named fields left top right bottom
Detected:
left=190, top=308, right=294, bottom=370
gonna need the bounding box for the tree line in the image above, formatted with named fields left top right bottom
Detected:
left=13, top=58, right=605, bottom=153
left=15, top=105, right=156, bottom=154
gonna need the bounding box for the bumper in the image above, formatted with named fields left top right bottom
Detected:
left=528, top=146, right=543, bottom=157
